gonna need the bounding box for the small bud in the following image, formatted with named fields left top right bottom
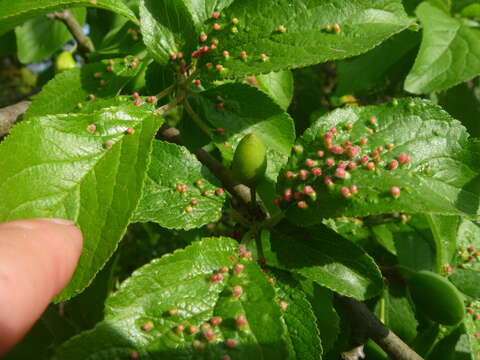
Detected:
left=211, top=317, right=222, bottom=326
left=274, top=197, right=283, bottom=206
left=217, top=102, right=225, bottom=110
left=312, top=167, right=322, bottom=177
left=226, top=339, right=237, bottom=348
left=169, top=308, right=178, bottom=316
left=294, top=191, right=303, bottom=200
left=232, top=285, right=243, bottom=297
left=260, top=54, right=269, bottom=62
left=76, top=103, right=83, bottom=109
left=341, top=186, right=351, bottom=198
left=130, top=350, right=139, bottom=359
left=297, top=200, right=308, bottom=209
left=398, top=153, right=411, bottom=164
left=369, top=116, right=377, bottom=125
left=176, top=184, right=187, bottom=193
left=391, top=186, right=400, bottom=198
left=389, top=159, right=399, bottom=170
left=175, top=324, right=185, bottom=334
left=335, top=168, right=348, bottom=179
left=222, top=356, right=231, bottom=360
left=299, top=169, right=309, bottom=181
left=146, top=96, right=157, bottom=103
left=283, top=188, right=293, bottom=201
left=236, top=314, right=248, bottom=328
left=195, top=179, right=204, bottom=187
left=293, top=145, right=304, bottom=153
left=348, top=162, right=357, bottom=170
left=170, top=54, right=177, bottom=60
left=88, top=94, right=96, bottom=100
left=346, top=123, right=353, bottom=130
left=193, top=340, right=206, bottom=351
left=104, top=140, right=113, bottom=149
left=329, top=145, right=344, bottom=155
left=324, top=176, right=334, bottom=188
left=211, top=273, right=223, bottom=283
left=216, top=64, right=224, bottom=71
left=347, top=146, right=360, bottom=159
left=133, top=99, right=142, bottom=106
left=185, top=206, right=193, bottom=213
left=367, top=129, right=375, bottom=135
left=93, top=71, right=102, bottom=79
left=223, top=50, right=230, bottom=59
left=305, top=158, right=316, bottom=168
left=234, top=263, right=244, bottom=275
left=240, top=50, right=247, bottom=60
left=193, top=79, right=201, bottom=86
left=317, top=150, right=325, bottom=158
left=189, top=325, right=199, bottom=334
left=203, top=328, right=216, bottom=342
left=285, top=171, right=296, bottom=180
left=142, top=321, right=154, bottom=331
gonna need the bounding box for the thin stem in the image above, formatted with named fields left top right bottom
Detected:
left=0, top=101, right=30, bottom=138
left=183, top=99, right=213, bottom=137
left=155, top=84, right=175, bottom=101
left=250, top=186, right=257, bottom=209
left=49, top=10, right=94, bottom=56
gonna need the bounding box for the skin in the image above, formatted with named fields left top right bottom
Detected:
left=0, top=218, right=83, bottom=356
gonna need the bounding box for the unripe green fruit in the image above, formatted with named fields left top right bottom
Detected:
left=55, top=51, right=76, bottom=73
left=231, top=134, right=267, bottom=186
left=409, top=270, right=464, bottom=325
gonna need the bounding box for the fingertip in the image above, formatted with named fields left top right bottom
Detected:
left=0, top=218, right=83, bottom=355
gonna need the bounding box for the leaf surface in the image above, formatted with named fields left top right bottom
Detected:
left=277, top=98, right=480, bottom=226
left=133, top=140, right=226, bottom=230
left=0, top=103, right=162, bottom=300
left=54, top=237, right=291, bottom=359
left=404, top=2, right=480, bottom=94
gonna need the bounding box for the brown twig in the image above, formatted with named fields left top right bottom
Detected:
left=48, top=10, right=95, bottom=55
left=0, top=101, right=30, bottom=138
left=335, top=295, right=424, bottom=360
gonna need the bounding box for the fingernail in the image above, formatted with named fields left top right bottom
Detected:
left=36, top=218, right=76, bottom=226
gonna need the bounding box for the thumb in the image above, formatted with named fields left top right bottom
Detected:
left=0, top=218, right=83, bottom=356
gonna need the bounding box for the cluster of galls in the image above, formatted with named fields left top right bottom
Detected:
left=85, top=122, right=136, bottom=150
left=175, top=179, right=225, bottom=214
left=276, top=118, right=412, bottom=209
left=76, top=58, right=150, bottom=111
left=455, top=246, right=480, bottom=270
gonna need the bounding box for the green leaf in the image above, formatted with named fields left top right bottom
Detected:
left=404, top=2, right=480, bottom=94
left=299, top=280, right=340, bottom=353
left=0, top=103, right=163, bottom=301
left=197, top=0, right=411, bottom=77
left=0, top=0, right=137, bottom=36
left=335, top=29, right=420, bottom=95
left=25, top=57, right=142, bottom=119
left=438, top=83, right=480, bottom=139
left=427, top=214, right=459, bottom=271
left=132, top=140, right=226, bottom=230
left=375, top=279, right=418, bottom=343
left=449, top=268, right=480, bottom=299
left=270, top=270, right=322, bottom=359
left=427, top=320, right=478, bottom=360
left=277, top=98, right=480, bottom=226
left=54, top=237, right=291, bottom=359
left=139, top=0, right=196, bottom=64
left=181, top=0, right=233, bottom=27
left=15, top=8, right=86, bottom=64
left=264, top=224, right=384, bottom=300
left=254, top=70, right=294, bottom=111
left=187, top=83, right=296, bottom=182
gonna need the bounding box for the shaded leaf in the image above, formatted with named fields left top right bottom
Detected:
left=264, top=224, right=384, bottom=300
